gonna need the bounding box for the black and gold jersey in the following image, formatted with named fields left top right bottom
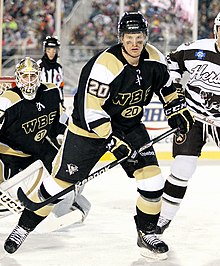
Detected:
left=70, top=43, right=177, bottom=139
left=167, top=38, right=220, bottom=119
left=0, top=83, right=65, bottom=157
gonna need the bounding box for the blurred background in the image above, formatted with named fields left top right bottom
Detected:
left=0, top=0, right=219, bottom=94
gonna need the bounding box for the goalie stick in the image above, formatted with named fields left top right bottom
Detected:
left=17, top=128, right=177, bottom=211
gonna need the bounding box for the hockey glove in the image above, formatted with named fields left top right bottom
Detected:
left=106, top=131, right=133, bottom=160
left=164, top=97, right=194, bottom=134
left=174, top=83, right=185, bottom=98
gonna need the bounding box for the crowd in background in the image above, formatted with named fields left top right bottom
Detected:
left=69, top=0, right=141, bottom=47
left=2, top=0, right=220, bottom=64
left=2, top=0, right=77, bottom=62
left=69, top=0, right=220, bottom=52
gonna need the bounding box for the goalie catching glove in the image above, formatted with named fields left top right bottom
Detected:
left=106, top=131, right=133, bottom=160
left=164, top=97, right=194, bottom=134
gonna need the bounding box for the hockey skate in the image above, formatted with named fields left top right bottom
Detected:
left=134, top=215, right=168, bottom=260
left=137, top=229, right=169, bottom=260
left=4, top=224, right=31, bottom=254
left=155, top=216, right=171, bottom=235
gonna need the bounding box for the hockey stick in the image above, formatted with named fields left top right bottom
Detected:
left=0, top=160, right=88, bottom=232
left=192, top=112, right=220, bottom=127
left=17, top=128, right=177, bottom=211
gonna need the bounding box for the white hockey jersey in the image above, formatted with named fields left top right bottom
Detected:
left=167, top=39, right=220, bottom=119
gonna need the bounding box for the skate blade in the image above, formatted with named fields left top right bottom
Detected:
left=139, top=247, right=168, bottom=261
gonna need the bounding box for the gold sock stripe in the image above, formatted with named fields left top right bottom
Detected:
left=137, top=196, right=161, bottom=215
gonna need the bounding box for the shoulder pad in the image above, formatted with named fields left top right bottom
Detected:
left=0, top=90, right=22, bottom=111
left=42, top=82, right=57, bottom=90
left=145, top=43, right=166, bottom=64
left=96, top=51, right=124, bottom=76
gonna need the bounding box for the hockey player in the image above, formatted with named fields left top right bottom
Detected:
left=37, top=36, right=65, bottom=109
left=0, top=57, right=90, bottom=220
left=0, top=57, right=65, bottom=179
left=4, top=12, right=194, bottom=260
left=0, top=56, right=65, bottom=215
left=156, top=12, right=220, bottom=234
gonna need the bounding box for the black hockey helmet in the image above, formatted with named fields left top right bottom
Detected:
left=43, top=36, right=60, bottom=51
left=118, top=11, right=148, bottom=38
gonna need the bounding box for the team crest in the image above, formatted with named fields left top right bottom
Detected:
left=66, top=163, right=78, bottom=175
left=195, top=50, right=206, bottom=60
left=174, top=133, right=187, bottom=144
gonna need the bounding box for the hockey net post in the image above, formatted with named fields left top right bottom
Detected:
left=0, top=76, right=16, bottom=95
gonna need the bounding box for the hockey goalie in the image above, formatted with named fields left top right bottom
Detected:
left=0, top=57, right=90, bottom=231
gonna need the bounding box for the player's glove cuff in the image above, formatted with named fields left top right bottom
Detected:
left=106, top=131, right=133, bottom=160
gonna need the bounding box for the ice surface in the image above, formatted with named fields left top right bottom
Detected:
left=0, top=161, right=220, bottom=266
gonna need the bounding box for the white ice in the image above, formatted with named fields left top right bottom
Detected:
left=0, top=160, right=220, bottom=266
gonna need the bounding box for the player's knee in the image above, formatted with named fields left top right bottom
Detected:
left=171, top=155, right=197, bottom=181
left=135, top=165, right=164, bottom=199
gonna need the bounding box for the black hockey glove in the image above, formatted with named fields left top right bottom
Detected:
left=106, top=131, right=133, bottom=160
left=164, top=97, right=194, bottom=134
left=174, top=83, right=185, bottom=98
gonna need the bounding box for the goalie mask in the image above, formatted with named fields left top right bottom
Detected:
left=15, top=57, right=41, bottom=100
left=118, top=11, right=149, bottom=42
left=214, top=12, right=220, bottom=38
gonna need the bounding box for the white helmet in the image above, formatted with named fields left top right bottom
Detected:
left=213, top=12, right=220, bottom=38
left=15, top=57, right=41, bottom=100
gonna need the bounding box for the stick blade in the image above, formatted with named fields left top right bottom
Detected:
left=17, top=187, right=40, bottom=211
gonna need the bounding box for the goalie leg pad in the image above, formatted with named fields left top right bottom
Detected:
left=71, top=194, right=91, bottom=221
left=53, top=185, right=91, bottom=220
left=36, top=188, right=91, bottom=233
left=52, top=191, right=76, bottom=217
